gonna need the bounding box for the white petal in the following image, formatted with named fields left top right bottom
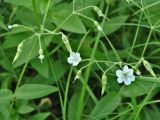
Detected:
left=67, top=57, right=73, bottom=64
left=127, top=69, right=133, bottom=76
left=124, top=77, right=131, bottom=85
left=128, top=75, right=135, bottom=81
left=116, top=70, right=123, bottom=77
left=123, top=65, right=129, bottom=72
left=75, top=52, right=80, bottom=57
left=117, top=77, right=124, bottom=83
left=72, top=61, right=79, bottom=66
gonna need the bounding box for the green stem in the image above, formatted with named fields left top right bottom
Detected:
left=9, top=36, right=37, bottom=118
left=127, top=11, right=142, bottom=61
left=63, top=67, right=73, bottom=120
left=41, top=0, right=51, bottom=30
left=141, top=29, right=152, bottom=58
left=76, top=5, right=109, bottom=120
left=134, top=84, right=156, bottom=120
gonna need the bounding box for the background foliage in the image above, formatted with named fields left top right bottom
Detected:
left=0, top=0, right=160, bottom=120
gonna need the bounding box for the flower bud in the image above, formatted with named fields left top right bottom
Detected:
left=136, top=69, right=141, bottom=76
left=132, top=66, right=141, bottom=76
left=101, top=73, right=107, bottom=95
left=143, top=59, right=156, bottom=77
left=62, top=33, right=69, bottom=44
left=94, top=21, right=102, bottom=31
left=61, top=33, right=72, bottom=53
left=93, top=6, right=103, bottom=17
left=73, top=70, right=82, bottom=83
left=39, top=48, right=43, bottom=55
left=8, top=24, right=19, bottom=29
left=12, top=41, right=24, bottom=64
left=75, top=70, right=82, bottom=80
left=39, top=48, right=44, bottom=63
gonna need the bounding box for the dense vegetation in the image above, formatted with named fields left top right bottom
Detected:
left=0, top=0, right=160, bottom=120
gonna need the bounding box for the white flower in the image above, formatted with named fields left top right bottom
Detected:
left=97, top=26, right=102, bottom=31
left=67, top=52, right=81, bottom=66
left=8, top=25, right=12, bottom=29
left=39, top=54, right=44, bottom=63
left=38, top=49, right=44, bottom=63
left=116, top=65, right=135, bottom=85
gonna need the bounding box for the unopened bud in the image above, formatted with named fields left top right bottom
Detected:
left=101, top=73, right=107, bottom=95
left=61, top=33, right=72, bottom=53
left=136, top=69, right=141, bottom=76
left=12, top=41, right=24, bottom=64
left=93, top=6, right=103, bottom=17
left=94, top=21, right=102, bottom=31
left=73, top=70, right=82, bottom=83
left=8, top=24, right=19, bottom=29
left=39, top=48, right=43, bottom=55
left=132, top=66, right=141, bottom=76
left=143, top=59, right=156, bottom=77
left=38, top=48, right=44, bottom=63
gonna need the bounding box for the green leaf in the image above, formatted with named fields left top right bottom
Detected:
left=52, top=4, right=86, bottom=34
left=89, top=92, right=121, bottom=119
left=13, top=35, right=52, bottom=68
left=74, top=0, right=100, bottom=10
left=121, top=76, right=159, bottom=97
left=68, top=92, right=80, bottom=120
left=31, top=58, right=49, bottom=78
left=4, top=0, right=32, bottom=8
left=0, top=14, right=7, bottom=31
left=102, top=15, right=129, bottom=35
left=17, top=104, right=35, bottom=114
left=0, top=89, right=13, bottom=105
left=13, top=36, right=38, bottom=68
left=16, top=84, right=58, bottom=100
left=0, top=105, right=9, bottom=120
left=3, top=33, right=29, bottom=49
left=30, top=112, right=50, bottom=120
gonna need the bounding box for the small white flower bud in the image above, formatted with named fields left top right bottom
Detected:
left=8, top=25, right=12, bottom=29
left=94, top=21, right=102, bottom=31
left=136, top=69, right=141, bottom=76
left=39, top=48, right=44, bottom=63
left=8, top=24, right=19, bottom=29
left=132, top=66, right=141, bottom=76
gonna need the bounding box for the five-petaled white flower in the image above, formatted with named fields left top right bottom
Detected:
left=67, top=52, right=81, bottom=66
left=116, top=65, right=135, bottom=85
